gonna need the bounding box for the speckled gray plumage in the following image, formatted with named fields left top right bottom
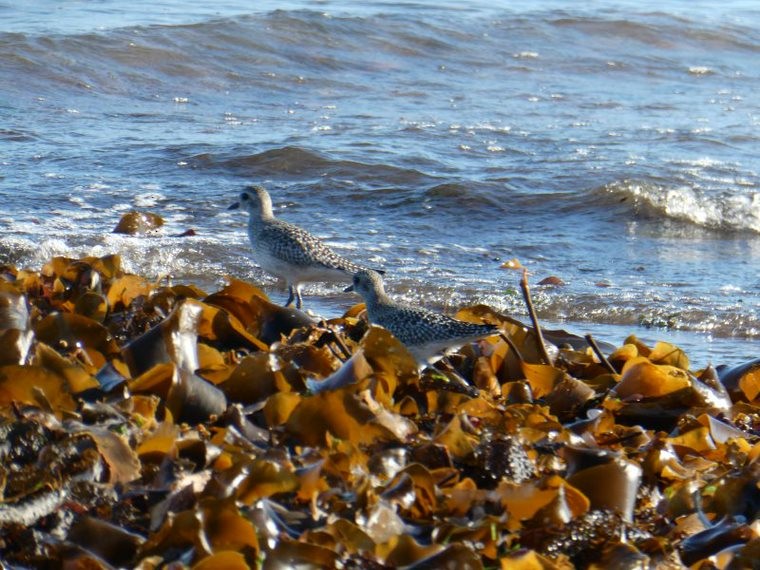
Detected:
left=256, top=219, right=367, bottom=273
left=346, top=269, right=499, bottom=363
left=230, top=185, right=378, bottom=308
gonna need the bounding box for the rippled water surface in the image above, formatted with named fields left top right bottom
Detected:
left=1, top=0, right=758, bottom=366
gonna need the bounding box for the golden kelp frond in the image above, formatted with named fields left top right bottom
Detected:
left=0, top=255, right=757, bottom=569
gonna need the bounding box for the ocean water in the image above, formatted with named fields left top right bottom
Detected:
left=1, top=0, right=758, bottom=367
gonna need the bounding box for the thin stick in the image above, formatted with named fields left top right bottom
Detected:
left=519, top=269, right=552, bottom=365
left=331, top=331, right=352, bottom=362
left=585, top=334, right=617, bottom=375
left=325, top=341, right=346, bottom=363
left=317, top=319, right=352, bottom=362
left=498, top=332, right=524, bottom=363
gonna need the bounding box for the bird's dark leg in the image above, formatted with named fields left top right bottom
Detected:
left=285, top=285, right=295, bottom=307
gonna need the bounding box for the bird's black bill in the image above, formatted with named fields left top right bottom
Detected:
left=228, top=202, right=240, bottom=210
left=343, top=284, right=354, bottom=292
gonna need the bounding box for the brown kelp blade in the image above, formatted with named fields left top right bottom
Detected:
left=1, top=254, right=759, bottom=569
left=204, top=277, right=313, bottom=346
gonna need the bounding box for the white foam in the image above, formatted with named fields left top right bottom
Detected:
left=1, top=237, right=73, bottom=269
left=134, top=191, right=165, bottom=208
left=620, top=182, right=760, bottom=233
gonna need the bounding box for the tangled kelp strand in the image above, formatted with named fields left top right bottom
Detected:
left=0, top=255, right=757, bottom=568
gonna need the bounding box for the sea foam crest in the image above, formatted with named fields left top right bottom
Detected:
left=607, top=181, right=760, bottom=233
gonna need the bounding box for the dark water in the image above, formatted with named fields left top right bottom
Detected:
left=1, top=0, right=758, bottom=366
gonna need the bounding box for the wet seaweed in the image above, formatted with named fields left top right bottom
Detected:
left=0, top=255, right=757, bottom=568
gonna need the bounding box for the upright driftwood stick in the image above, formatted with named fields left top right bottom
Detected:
left=520, top=269, right=552, bottom=365
left=585, top=334, right=617, bottom=374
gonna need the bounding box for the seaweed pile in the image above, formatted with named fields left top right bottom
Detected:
left=0, top=254, right=758, bottom=569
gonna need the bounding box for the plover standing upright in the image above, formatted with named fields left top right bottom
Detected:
left=345, top=269, right=500, bottom=365
left=229, top=185, right=381, bottom=309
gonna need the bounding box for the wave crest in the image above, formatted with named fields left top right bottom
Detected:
left=187, top=146, right=425, bottom=184
left=601, top=179, right=760, bottom=233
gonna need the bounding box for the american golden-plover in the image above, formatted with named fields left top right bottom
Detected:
left=345, top=269, right=499, bottom=365
left=229, top=185, right=382, bottom=309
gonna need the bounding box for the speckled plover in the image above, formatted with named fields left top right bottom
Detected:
left=345, top=269, right=499, bottom=365
left=229, top=185, right=382, bottom=309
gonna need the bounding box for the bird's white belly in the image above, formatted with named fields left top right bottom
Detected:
left=407, top=340, right=467, bottom=364
left=251, top=247, right=350, bottom=285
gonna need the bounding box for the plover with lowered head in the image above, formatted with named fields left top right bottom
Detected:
left=345, top=269, right=500, bottom=365
left=229, top=185, right=382, bottom=309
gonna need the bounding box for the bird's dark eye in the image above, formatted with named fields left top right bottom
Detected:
left=240, top=193, right=248, bottom=201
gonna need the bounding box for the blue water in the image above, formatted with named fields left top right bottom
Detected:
left=1, top=0, right=758, bottom=366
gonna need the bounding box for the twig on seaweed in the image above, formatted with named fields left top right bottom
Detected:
left=596, top=430, right=645, bottom=447
left=436, top=470, right=460, bottom=487
left=323, top=341, right=342, bottom=363
left=519, top=269, right=552, bottom=365
left=331, top=332, right=353, bottom=362
left=499, top=332, right=524, bottom=363
left=318, top=320, right=352, bottom=362
left=692, top=488, right=714, bottom=530
left=585, top=334, right=617, bottom=375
